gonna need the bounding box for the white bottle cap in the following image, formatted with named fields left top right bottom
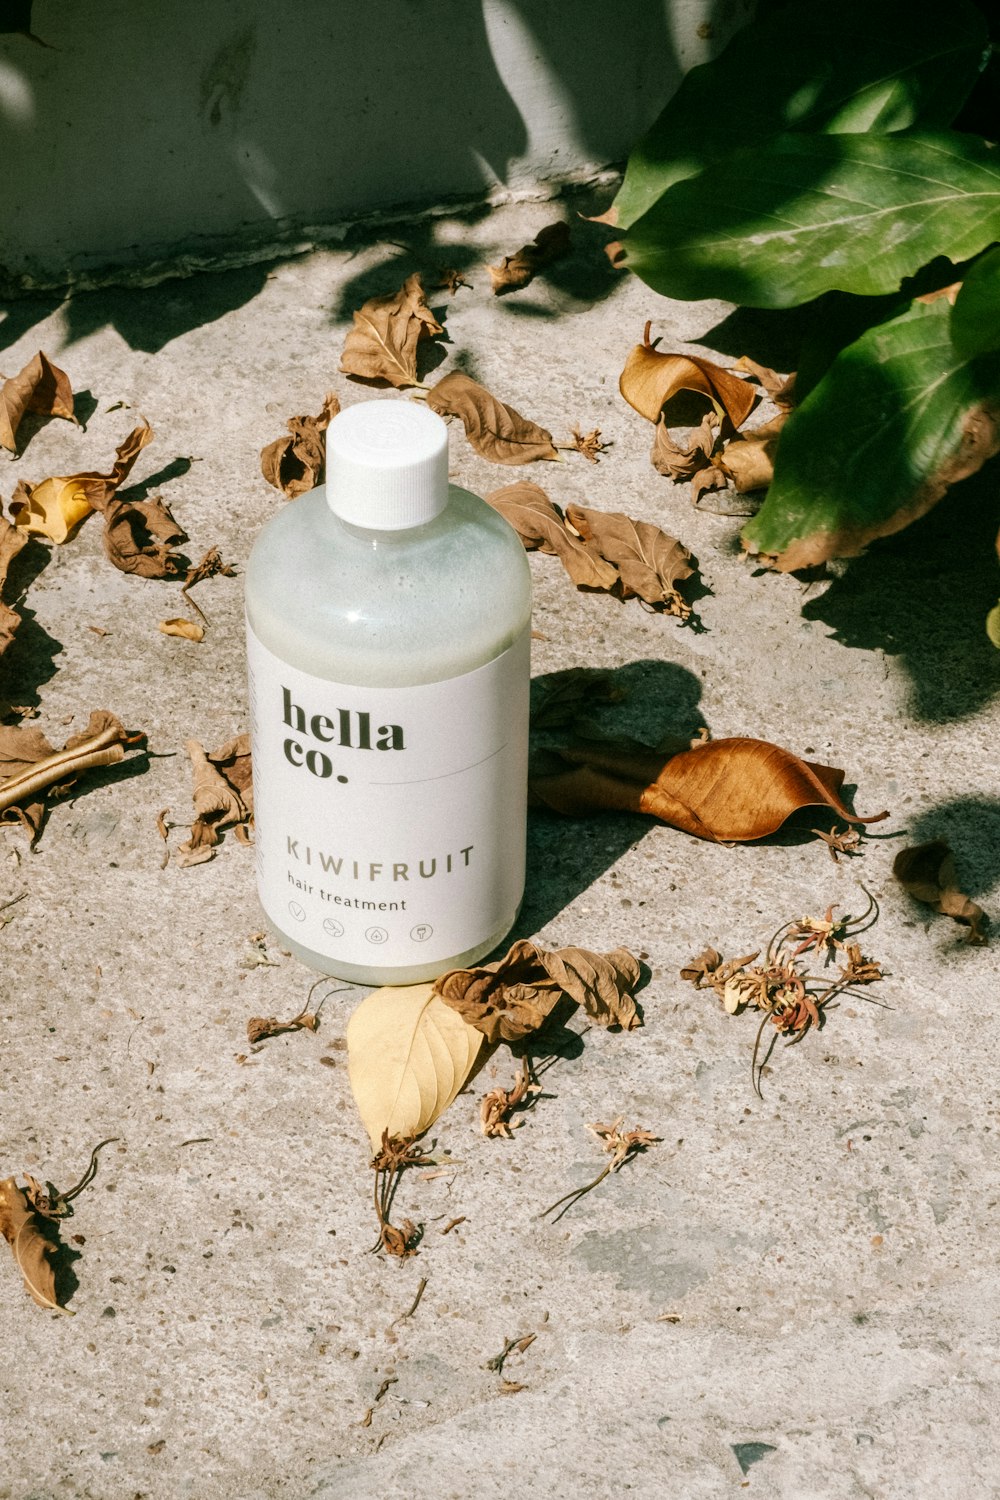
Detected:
left=326, top=400, right=449, bottom=530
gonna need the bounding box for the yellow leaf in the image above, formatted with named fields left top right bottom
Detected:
left=158, top=618, right=205, bottom=642
left=11, top=477, right=95, bottom=544
left=346, top=983, right=484, bottom=1150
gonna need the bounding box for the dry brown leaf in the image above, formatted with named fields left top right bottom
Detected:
left=101, top=493, right=187, bottom=578
left=159, top=617, right=204, bottom=642
left=718, top=414, right=788, bottom=493
left=435, top=937, right=642, bottom=1044
left=0, top=352, right=76, bottom=453
left=480, top=1061, right=539, bottom=1138
left=339, top=274, right=443, bottom=388
left=530, top=734, right=888, bottom=843
left=246, top=1010, right=320, bottom=1045
left=650, top=413, right=718, bottom=481
left=735, top=356, right=797, bottom=409
left=564, top=504, right=694, bottom=617
left=620, top=323, right=756, bottom=428
left=893, top=839, right=987, bottom=944
left=176, top=734, right=252, bottom=865
left=0, top=710, right=138, bottom=843
left=564, top=426, right=611, bottom=463
left=427, top=373, right=558, bottom=464
left=0, top=515, right=29, bottom=662
left=488, top=222, right=571, bottom=296
left=260, top=391, right=340, bottom=498
left=0, top=1176, right=67, bottom=1312
left=485, top=481, right=618, bottom=589
left=9, top=422, right=155, bottom=545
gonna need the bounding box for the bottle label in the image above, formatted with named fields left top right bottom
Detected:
left=247, top=621, right=530, bottom=971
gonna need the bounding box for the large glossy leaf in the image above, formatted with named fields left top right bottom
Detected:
left=607, top=0, right=988, bottom=230
left=742, top=299, right=1000, bottom=569
left=952, top=246, right=1000, bottom=359
left=622, top=132, right=1000, bottom=310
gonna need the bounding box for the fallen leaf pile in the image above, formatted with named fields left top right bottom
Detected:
left=486, top=480, right=696, bottom=617
left=893, top=839, right=987, bottom=944
left=621, top=322, right=793, bottom=505
left=0, top=709, right=143, bottom=843
left=0, top=351, right=77, bottom=454
left=682, top=890, right=886, bottom=1094
left=260, top=391, right=340, bottom=498
left=489, top=221, right=571, bottom=296
left=346, top=939, right=643, bottom=1253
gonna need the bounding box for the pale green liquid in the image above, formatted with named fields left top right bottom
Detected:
left=245, top=484, right=532, bottom=984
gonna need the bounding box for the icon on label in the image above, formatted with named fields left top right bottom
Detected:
left=410, top=924, right=433, bottom=942
left=288, top=901, right=306, bottom=922
left=322, top=917, right=345, bottom=938
left=365, top=926, right=389, bottom=945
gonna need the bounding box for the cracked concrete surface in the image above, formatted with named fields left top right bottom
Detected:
left=1, top=192, right=999, bottom=1500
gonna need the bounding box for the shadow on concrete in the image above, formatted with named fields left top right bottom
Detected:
left=904, top=797, right=1000, bottom=900
left=802, top=469, right=1000, bottom=723
left=1, top=537, right=60, bottom=716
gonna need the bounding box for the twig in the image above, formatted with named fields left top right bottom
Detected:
left=391, top=1276, right=428, bottom=1327
left=359, top=1375, right=397, bottom=1428
left=485, top=1332, right=536, bottom=1376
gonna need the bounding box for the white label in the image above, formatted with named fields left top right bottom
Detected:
left=247, top=621, right=529, bottom=969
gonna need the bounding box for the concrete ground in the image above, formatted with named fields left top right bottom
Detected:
left=2, top=192, right=999, bottom=1500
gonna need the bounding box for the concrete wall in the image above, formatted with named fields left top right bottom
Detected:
left=0, top=0, right=752, bottom=290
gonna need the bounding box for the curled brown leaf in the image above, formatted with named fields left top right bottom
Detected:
left=489, top=222, right=570, bottom=296
left=0, top=710, right=140, bottom=843
left=177, top=734, right=252, bottom=866
left=893, top=839, right=987, bottom=944
left=0, top=516, right=29, bottom=663
left=620, top=323, right=756, bottom=428
left=0, top=351, right=76, bottom=453
left=339, top=274, right=443, bottom=388
left=260, top=392, right=340, bottom=498
left=427, top=373, right=558, bottom=464
left=485, top=481, right=618, bottom=590
left=530, top=734, right=887, bottom=842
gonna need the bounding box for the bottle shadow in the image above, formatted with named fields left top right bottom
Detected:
left=513, top=656, right=705, bottom=939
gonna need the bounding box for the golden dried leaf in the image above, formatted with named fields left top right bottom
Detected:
left=339, top=274, right=443, bottom=388
left=488, top=222, right=570, bottom=296
left=0, top=515, right=29, bottom=661
left=564, top=504, right=694, bottom=616
left=0, top=1176, right=68, bottom=1312
left=435, top=937, right=642, bottom=1044
left=159, top=617, right=204, bottom=642
left=176, top=734, right=251, bottom=865
left=893, top=839, right=987, bottom=944
left=718, top=414, right=788, bottom=493
left=620, top=323, right=756, bottom=428
left=427, top=373, right=558, bottom=464
left=530, top=734, right=887, bottom=842
left=9, top=422, right=154, bottom=545
left=260, top=391, right=340, bottom=498
left=485, top=481, right=618, bottom=589
left=346, top=982, right=484, bottom=1150
left=0, top=351, right=76, bottom=453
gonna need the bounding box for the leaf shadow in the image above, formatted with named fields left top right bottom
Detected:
left=116, top=455, right=195, bottom=507
left=800, top=464, right=1000, bottom=722
left=1, top=597, right=62, bottom=720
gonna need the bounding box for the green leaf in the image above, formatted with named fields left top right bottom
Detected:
left=952, top=246, right=1000, bottom=359
left=608, top=0, right=988, bottom=230
left=741, top=299, right=1000, bottom=569
left=622, top=131, right=1000, bottom=310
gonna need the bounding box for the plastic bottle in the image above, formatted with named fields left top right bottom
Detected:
left=245, top=399, right=532, bottom=985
